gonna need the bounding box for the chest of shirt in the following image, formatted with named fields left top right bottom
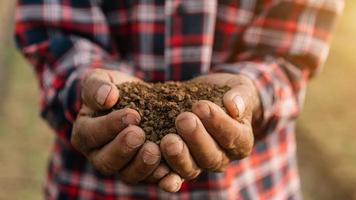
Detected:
left=97, top=0, right=258, bottom=74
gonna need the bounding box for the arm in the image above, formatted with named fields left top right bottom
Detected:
left=160, top=0, right=344, bottom=190
left=15, top=0, right=168, bottom=187
left=15, top=0, right=125, bottom=140
left=213, top=0, right=344, bottom=136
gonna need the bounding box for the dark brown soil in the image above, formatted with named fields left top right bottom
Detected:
left=114, top=81, right=230, bottom=143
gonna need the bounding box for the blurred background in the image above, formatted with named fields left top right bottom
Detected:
left=0, top=1, right=355, bottom=199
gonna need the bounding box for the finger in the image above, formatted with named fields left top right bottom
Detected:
left=120, top=141, right=161, bottom=184
left=192, top=100, right=254, bottom=160
left=158, top=172, right=184, bottom=193
left=192, top=74, right=260, bottom=119
left=223, top=85, right=257, bottom=119
left=71, top=108, right=141, bottom=152
left=145, top=163, right=171, bottom=183
left=175, top=112, right=230, bottom=172
left=160, top=134, right=201, bottom=180
left=81, top=69, right=119, bottom=111
left=88, top=126, right=146, bottom=175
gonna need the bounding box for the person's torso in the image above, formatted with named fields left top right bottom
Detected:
left=96, top=0, right=259, bottom=81
left=46, top=1, right=301, bottom=199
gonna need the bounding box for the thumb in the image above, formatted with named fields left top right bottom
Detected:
left=223, top=84, right=259, bottom=120
left=81, top=69, right=119, bottom=111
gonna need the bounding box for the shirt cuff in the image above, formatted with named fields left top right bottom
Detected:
left=213, top=56, right=305, bottom=136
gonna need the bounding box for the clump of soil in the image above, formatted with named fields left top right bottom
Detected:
left=114, top=81, right=230, bottom=143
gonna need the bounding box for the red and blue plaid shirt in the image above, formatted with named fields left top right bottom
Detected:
left=15, top=0, right=343, bottom=199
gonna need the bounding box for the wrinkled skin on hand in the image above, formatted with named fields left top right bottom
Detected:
left=71, top=69, right=182, bottom=192
left=159, top=73, right=262, bottom=191
left=71, top=69, right=261, bottom=193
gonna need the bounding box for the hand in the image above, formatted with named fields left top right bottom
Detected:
left=159, top=73, right=261, bottom=189
left=71, top=69, right=166, bottom=184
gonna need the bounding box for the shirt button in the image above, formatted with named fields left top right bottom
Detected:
left=176, top=3, right=186, bottom=15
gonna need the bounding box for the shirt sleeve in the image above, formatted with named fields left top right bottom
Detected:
left=14, top=0, right=130, bottom=141
left=213, top=0, right=344, bottom=137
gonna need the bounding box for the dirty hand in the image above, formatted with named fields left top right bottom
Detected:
left=160, top=73, right=261, bottom=190
left=71, top=69, right=168, bottom=185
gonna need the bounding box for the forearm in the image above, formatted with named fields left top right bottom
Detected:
left=212, top=0, right=343, bottom=137
left=14, top=1, right=129, bottom=142
left=213, top=56, right=309, bottom=137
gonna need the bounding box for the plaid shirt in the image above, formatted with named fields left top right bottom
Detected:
left=15, top=0, right=342, bottom=199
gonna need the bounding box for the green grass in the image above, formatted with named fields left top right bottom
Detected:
left=0, top=1, right=355, bottom=199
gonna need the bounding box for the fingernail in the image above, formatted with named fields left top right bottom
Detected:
left=195, top=102, right=211, bottom=118
left=143, top=150, right=160, bottom=165
left=122, top=114, right=140, bottom=125
left=169, top=177, right=182, bottom=192
left=96, top=85, right=112, bottom=105
left=176, top=116, right=196, bottom=134
left=233, top=96, right=245, bottom=117
left=125, top=132, right=145, bottom=148
left=165, top=140, right=183, bottom=156
left=173, top=181, right=181, bottom=192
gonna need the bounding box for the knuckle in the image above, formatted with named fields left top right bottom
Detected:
left=230, top=147, right=251, bottom=160
left=118, top=135, right=140, bottom=155
left=141, top=144, right=161, bottom=165
left=230, top=132, right=254, bottom=160
left=136, top=165, right=153, bottom=177
left=217, top=126, right=241, bottom=150
left=105, top=110, right=140, bottom=135
left=74, top=124, right=97, bottom=150
left=82, top=69, right=99, bottom=86
left=192, top=101, right=212, bottom=119
left=184, top=169, right=201, bottom=180
left=152, top=164, right=170, bottom=179
left=199, top=150, right=229, bottom=172
left=168, top=151, right=185, bottom=164
left=70, top=123, right=90, bottom=152
left=211, top=117, right=225, bottom=131
left=215, top=130, right=236, bottom=151
left=161, top=137, right=184, bottom=158
left=214, top=165, right=228, bottom=173
left=200, top=154, right=223, bottom=171
left=118, top=130, right=145, bottom=154
left=92, top=156, right=116, bottom=176
left=104, top=112, right=121, bottom=132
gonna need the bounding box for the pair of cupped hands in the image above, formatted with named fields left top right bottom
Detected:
left=71, top=68, right=261, bottom=192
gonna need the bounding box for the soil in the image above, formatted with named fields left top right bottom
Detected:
left=114, top=81, right=230, bottom=143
